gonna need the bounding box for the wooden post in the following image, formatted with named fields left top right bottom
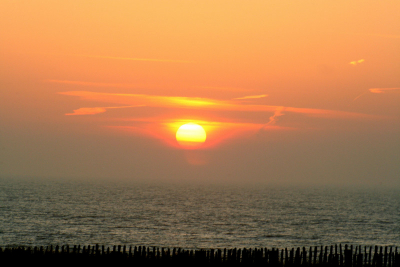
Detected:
left=357, top=250, right=363, bottom=267
left=372, top=246, right=378, bottom=266
left=394, top=247, right=399, bottom=267
left=314, top=246, right=318, bottom=265
left=369, top=247, right=373, bottom=266
left=378, top=247, right=383, bottom=267
left=271, top=248, right=279, bottom=266
left=324, top=246, right=328, bottom=264
left=295, top=247, right=301, bottom=265
left=354, top=246, right=358, bottom=267
left=340, top=244, right=344, bottom=266
left=345, top=245, right=352, bottom=267
left=284, top=248, right=288, bottom=266
left=248, top=248, right=252, bottom=263
left=318, top=246, right=323, bottom=265
left=223, top=248, right=226, bottom=262
left=291, top=248, right=295, bottom=266
left=384, top=247, right=388, bottom=267
left=334, top=244, right=338, bottom=266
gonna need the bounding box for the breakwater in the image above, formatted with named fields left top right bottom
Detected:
left=1, top=245, right=399, bottom=267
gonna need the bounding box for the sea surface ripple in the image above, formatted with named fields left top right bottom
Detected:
left=0, top=178, right=399, bottom=249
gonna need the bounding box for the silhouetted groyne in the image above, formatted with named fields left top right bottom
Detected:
left=1, top=245, right=399, bottom=267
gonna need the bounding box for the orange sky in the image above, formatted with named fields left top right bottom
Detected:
left=1, top=1, right=399, bottom=185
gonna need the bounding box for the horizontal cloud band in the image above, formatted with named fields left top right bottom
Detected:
left=59, top=91, right=372, bottom=119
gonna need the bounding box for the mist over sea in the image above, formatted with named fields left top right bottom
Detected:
left=0, top=178, right=399, bottom=249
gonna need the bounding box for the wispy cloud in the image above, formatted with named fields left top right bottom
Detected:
left=354, top=87, right=400, bottom=100
left=65, top=105, right=144, bottom=116
left=266, top=106, right=285, bottom=125
left=196, top=86, right=252, bottom=92
left=66, top=107, right=107, bottom=116
left=59, top=90, right=378, bottom=147
left=353, top=92, right=368, bottom=101
left=234, top=94, right=268, bottom=100
left=45, top=79, right=135, bottom=88
left=59, top=91, right=371, bottom=120
left=349, top=59, right=365, bottom=66
left=369, top=88, right=400, bottom=94
left=79, top=54, right=193, bottom=63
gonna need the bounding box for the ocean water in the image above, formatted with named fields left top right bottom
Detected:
left=0, top=178, right=399, bottom=249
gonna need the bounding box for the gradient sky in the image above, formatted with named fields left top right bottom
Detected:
left=1, top=1, right=399, bottom=186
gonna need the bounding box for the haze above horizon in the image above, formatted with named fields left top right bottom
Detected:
left=1, top=1, right=399, bottom=186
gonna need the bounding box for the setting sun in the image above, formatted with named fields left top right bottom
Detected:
left=176, top=123, right=207, bottom=148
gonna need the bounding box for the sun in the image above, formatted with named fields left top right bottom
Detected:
left=176, top=123, right=207, bottom=148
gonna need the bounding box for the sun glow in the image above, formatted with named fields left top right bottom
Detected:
left=176, top=123, right=207, bottom=148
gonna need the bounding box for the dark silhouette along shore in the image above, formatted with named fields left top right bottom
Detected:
left=1, top=244, right=399, bottom=267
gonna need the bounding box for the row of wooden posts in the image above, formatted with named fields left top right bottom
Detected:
left=1, top=244, right=399, bottom=267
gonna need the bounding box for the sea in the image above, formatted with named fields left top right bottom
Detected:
left=0, top=178, right=399, bottom=249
